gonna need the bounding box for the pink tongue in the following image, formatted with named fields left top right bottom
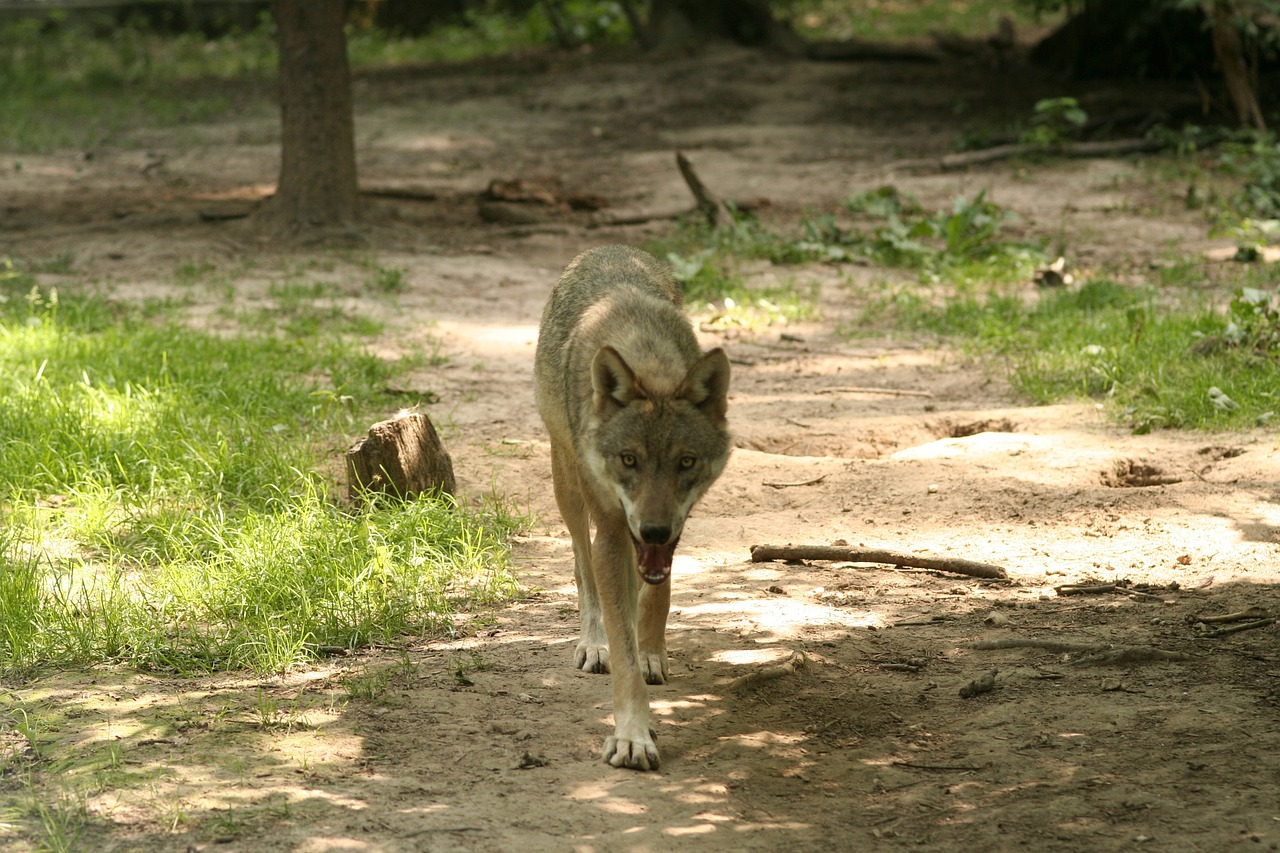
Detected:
left=638, top=544, right=675, bottom=583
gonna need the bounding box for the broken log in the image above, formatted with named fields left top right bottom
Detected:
left=750, top=543, right=1008, bottom=579
left=345, top=411, right=456, bottom=503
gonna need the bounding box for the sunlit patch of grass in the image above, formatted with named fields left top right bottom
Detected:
left=0, top=263, right=523, bottom=677
left=854, top=277, right=1278, bottom=431
left=665, top=249, right=820, bottom=331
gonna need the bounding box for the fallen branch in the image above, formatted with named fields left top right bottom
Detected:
left=1195, top=617, right=1276, bottom=639
left=972, top=638, right=1193, bottom=665
left=1055, top=583, right=1116, bottom=596
left=762, top=475, right=827, bottom=489
left=814, top=385, right=934, bottom=398
left=727, top=650, right=806, bottom=692
left=885, top=137, right=1169, bottom=174
left=891, top=760, right=985, bottom=772
left=750, top=543, right=1008, bottom=580
left=1190, top=607, right=1269, bottom=624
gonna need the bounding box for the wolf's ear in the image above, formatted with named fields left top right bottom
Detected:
left=678, top=348, right=730, bottom=423
left=592, top=346, right=643, bottom=417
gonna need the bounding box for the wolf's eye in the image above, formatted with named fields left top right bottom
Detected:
left=621, top=452, right=638, bottom=468
left=679, top=455, right=696, bottom=470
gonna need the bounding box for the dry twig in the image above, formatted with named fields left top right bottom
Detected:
left=814, top=386, right=934, bottom=398
left=883, top=137, right=1168, bottom=174
left=763, top=475, right=827, bottom=489
left=972, top=638, right=1193, bottom=665
left=1191, top=607, right=1269, bottom=624
left=891, top=760, right=985, bottom=772
left=751, top=544, right=1008, bottom=580
left=1054, top=583, right=1117, bottom=596
left=1195, top=617, right=1276, bottom=639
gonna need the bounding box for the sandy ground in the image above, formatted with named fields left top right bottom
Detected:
left=2, top=41, right=1279, bottom=853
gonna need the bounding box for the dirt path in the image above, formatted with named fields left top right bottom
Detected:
left=2, top=45, right=1278, bottom=853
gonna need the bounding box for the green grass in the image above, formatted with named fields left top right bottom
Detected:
left=856, top=277, right=1279, bottom=431
left=0, top=264, right=522, bottom=676
left=650, top=187, right=1045, bottom=329
left=662, top=247, right=820, bottom=329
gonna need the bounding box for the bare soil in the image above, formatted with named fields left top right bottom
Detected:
left=2, top=44, right=1279, bottom=853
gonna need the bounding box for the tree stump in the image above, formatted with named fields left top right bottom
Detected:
left=345, top=412, right=456, bottom=503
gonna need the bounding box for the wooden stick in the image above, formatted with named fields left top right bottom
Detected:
left=750, top=543, right=1008, bottom=579
left=973, top=638, right=1193, bottom=664
left=1054, top=583, right=1116, bottom=596
left=762, top=475, right=827, bottom=489
left=814, top=385, right=934, bottom=398
left=884, top=137, right=1169, bottom=174
left=1196, top=617, right=1276, bottom=639
left=675, top=151, right=736, bottom=229
left=891, top=760, right=985, bottom=772
left=1192, top=607, right=1269, bottom=624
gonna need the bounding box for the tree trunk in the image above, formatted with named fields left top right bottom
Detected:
left=1211, top=1, right=1266, bottom=130
left=261, top=0, right=360, bottom=235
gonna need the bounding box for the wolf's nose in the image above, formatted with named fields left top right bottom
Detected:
left=639, top=524, right=671, bottom=545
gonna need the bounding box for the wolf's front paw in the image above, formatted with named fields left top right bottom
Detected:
left=574, top=642, right=610, bottom=674
left=603, top=733, right=660, bottom=771
left=640, top=651, right=669, bottom=685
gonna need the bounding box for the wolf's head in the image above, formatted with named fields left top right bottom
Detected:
left=585, top=345, right=731, bottom=585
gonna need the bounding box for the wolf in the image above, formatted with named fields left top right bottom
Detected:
left=534, top=245, right=732, bottom=771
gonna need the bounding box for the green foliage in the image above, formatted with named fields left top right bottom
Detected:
left=1020, top=97, right=1088, bottom=147
left=857, top=277, right=1278, bottom=431
left=662, top=246, right=818, bottom=329
left=0, top=284, right=385, bottom=504
left=0, top=261, right=522, bottom=676
left=838, top=187, right=1048, bottom=280
left=661, top=188, right=1043, bottom=286
left=1217, top=134, right=1280, bottom=220
left=1224, top=284, right=1280, bottom=353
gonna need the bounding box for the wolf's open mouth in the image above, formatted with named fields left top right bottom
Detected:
left=635, top=541, right=676, bottom=585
